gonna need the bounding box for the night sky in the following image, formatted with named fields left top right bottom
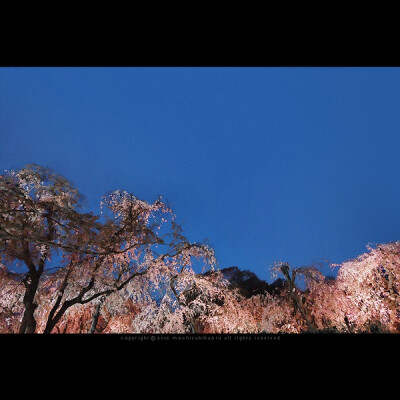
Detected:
left=1, top=67, right=400, bottom=282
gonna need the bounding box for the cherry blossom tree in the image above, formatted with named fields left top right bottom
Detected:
left=130, top=270, right=264, bottom=334
left=269, top=262, right=320, bottom=332
left=0, top=164, right=98, bottom=332
left=332, top=242, right=400, bottom=332
left=0, top=165, right=215, bottom=333
left=269, top=244, right=400, bottom=333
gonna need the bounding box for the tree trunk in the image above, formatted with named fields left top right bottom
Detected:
left=19, top=271, right=40, bottom=334
left=43, top=302, right=69, bottom=333
left=281, top=265, right=318, bottom=333
left=89, top=297, right=105, bottom=334
left=290, top=292, right=317, bottom=333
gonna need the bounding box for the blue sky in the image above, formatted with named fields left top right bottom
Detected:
left=1, top=67, right=400, bottom=282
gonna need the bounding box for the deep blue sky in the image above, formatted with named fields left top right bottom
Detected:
left=1, top=67, right=400, bottom=282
